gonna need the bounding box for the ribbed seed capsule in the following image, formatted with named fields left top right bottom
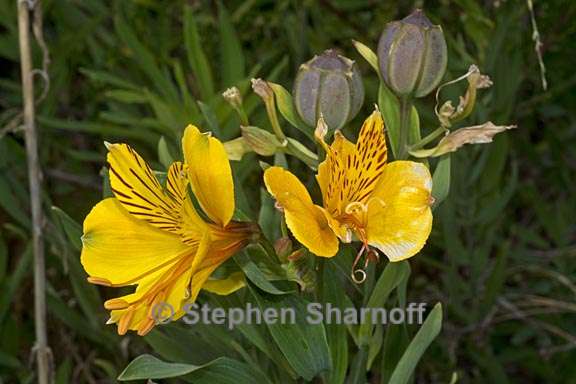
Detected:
left=293, top=49, right=364, bottom=131
left=377, top=9, right=447, bottom=98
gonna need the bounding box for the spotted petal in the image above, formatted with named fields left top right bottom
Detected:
left=106, top=143, right=205, bottom=242
left=317, top=110, right=388, bottom=215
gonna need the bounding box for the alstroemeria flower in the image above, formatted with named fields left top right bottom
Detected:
left=264, top=110, right=433, bottom=280
left=81, top=125, right=257, bottom=335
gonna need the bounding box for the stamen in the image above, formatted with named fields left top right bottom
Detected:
left=345, top=201, right=367, bottom=215
left=137, top=317, right=155, bottom=336
left=351, top=244, right=367, bottom=284
left=104, top=298, right=130, bottom=310
left=118, top=306, right=135, bottom=335
left=87, top=276, right=112, bottom=286
left=352, top=268, right=367, bottom=284
left=274, top=201, right=284, bottom=212
left=350, top=245, right=381, bottom=284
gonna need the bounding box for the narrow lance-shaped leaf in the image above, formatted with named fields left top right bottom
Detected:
left=248, top=283, right=332, bottom=381
left=388, top=303, right=443, bottom=384
left=218, top=1, right=246, bottom=87
left=118, top=354, right=270, bottom=383
left=358, top=261, right=410, bottom=346
left=183, top=4, right=215, bottom=100
left=431, top=155, right=451, bottom=209
left=268, top=82, right=314, bottom=140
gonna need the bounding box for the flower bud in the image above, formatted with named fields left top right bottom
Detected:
left=377, top=9, right=447, bottom=98
left=222, top=87, right=243, bottom=110
left=293, top=49, right=364, bottom=131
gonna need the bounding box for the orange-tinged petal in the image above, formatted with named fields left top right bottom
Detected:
left=182, top=125, right=234, bottom=226
left=81, top=198, right=193, bottom=285
left=264, top=166, right=339, bottom=257
left=108, top=259, right=194, bottom=335
left=366, top=161, right=433, bottom=261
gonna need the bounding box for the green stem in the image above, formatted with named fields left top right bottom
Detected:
left=234, top=105, right=249, bottom=126
left=409, top=126, right=447, bottom=151
left=397, top=96, right=412, bottom=160
left=285, top=140, right=319, bottom=169
left=264, top=99, right=287, bottom=142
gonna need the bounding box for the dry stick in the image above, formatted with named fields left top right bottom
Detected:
left=526, top=0, right=548, bottom=90
left=17, top=1, right=51, bottom=383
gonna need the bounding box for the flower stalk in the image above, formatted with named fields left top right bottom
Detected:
left=252, top=78, right=319, bottom=168
left=397, top=96, right=412, bottom=160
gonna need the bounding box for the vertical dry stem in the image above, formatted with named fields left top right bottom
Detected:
left=17, top=1, right=51, bottom=383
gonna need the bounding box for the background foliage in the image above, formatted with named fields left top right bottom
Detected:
left=1, top=0, right=575, bottom=382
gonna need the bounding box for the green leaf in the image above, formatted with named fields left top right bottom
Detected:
left=432, top=155, right=451, bottom=209
left=0, top=173, right=29, bottom=228
left=118, top=354, right=270, bottom=383
left=114, top=14, right=178, bottom=102
left=198, top=101, right=222, bottom=137
left=0, top=232, right=7, bottom=283
left=352, top=40, right=378, bottom=72
left=0, top=245, right=32, bottom=326
left=377, top=83, right=420, bottom=159
left=157, top=136, right=175, bottom=169
left=218, top=1, right=245, bottom=87
left=268, top=82, right=314, bottom=140
left=117, top=354, right=209, bottom=380
left=367, top=320, right=384, bottom=370
left=358, top=261, right=410, bottom=345
left=51, top=206, right=82, bottom=251
left=248, top=284, right=332, bottom=381
left=79, top=68, right=140, bottom=91
left=380, top=322, right=409, bottom=383
left=51, top=206, right=103, bottom=325
left=145, top=327, right=229, bottom=366
left=322, top=261, right=349, bottom=384
left=183, top=4, right=215, bottom=100
left=378, top=83, right=400, bottom=158
left=388, top=303, right=443, bottom=384
left=347, top=346, right=368, bottom=384
left=235, top=252, right=292, bottom=295
left=104, top=89, right=148, bottom=104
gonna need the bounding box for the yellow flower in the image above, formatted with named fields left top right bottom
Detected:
left=264, top=110, right=433, bottom=280
left=81, top=125, right=257, bottom=336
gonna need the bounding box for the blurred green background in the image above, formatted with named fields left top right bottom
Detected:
left=1, top=0, right=575, bottom=382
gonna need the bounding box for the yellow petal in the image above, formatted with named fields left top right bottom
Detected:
left=203, top=271, right=245, bottom=295
left=264, top=166, right=338, bottom=257
left=106, top=143, right=205, bottom=237
left=182, top=125, right=235, bottom=226
left=316, top=131, right=355, bottom=214
left=188, top=222, right=254, bottom=300
left=366, top=161, right=433, bottom=261
left=317, top=110, right=388, bottom=215
left=109, top=260, right=194, bottom=335
left=81, top=198, right=193, bottom=285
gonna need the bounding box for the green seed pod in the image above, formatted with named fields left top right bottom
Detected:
left=293, top=49, right=364, bottom=131
left=377, top=9, right=447, bottom=98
